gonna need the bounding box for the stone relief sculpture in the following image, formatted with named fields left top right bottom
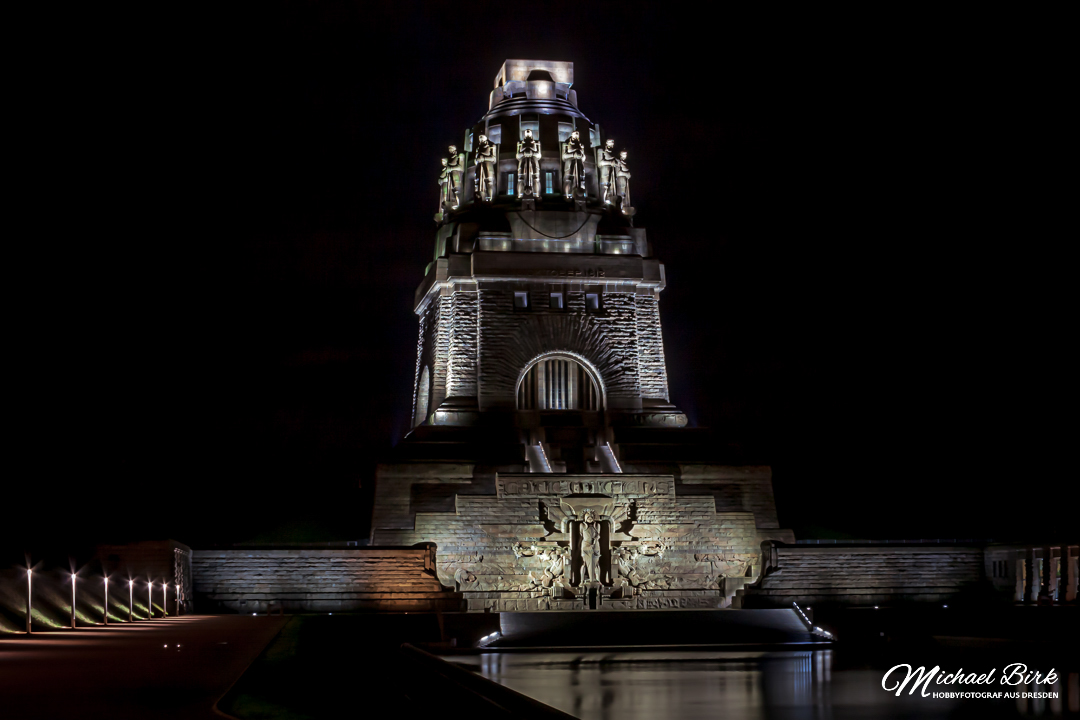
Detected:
left=562, top=130, right=587, bottom=199
left=516, top=128, right=541, bottom=198
left=446, top=145, right=465, bottom=208
left=473, top=134, right=497, bottom=201
left=530, top=546, right=570, bottom=591
left=512, top=542, right=538, bottom=559
left=597, top=138, right=617, bottom=204
left=612, top=546, right=671, bottom=592
left=579, top=509, right=602, bottom=584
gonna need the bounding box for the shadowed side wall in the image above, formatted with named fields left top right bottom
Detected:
left=736, top=544, right=989, bottom=608
left=191, top=547, right=462, bottom=613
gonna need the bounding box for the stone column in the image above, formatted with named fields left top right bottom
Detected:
left=1042, top=546, right=1054, bottom=602
left=1024, top=548, right=1035, bottom=603
left=1062, top=546, right=1071, bottom=604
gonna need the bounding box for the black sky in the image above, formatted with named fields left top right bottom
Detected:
left=12, top=3, right=1072, bottom=553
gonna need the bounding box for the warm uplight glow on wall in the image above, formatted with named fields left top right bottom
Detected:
left=26, top=568, right=32, bottom=634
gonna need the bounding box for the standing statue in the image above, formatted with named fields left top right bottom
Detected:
left=437, top=157, right=450, bottom=215
left=562, top=130, right=587, bottom=199
left=579, top=509, right=602, bottom=584
left=615, top=150, right=632, bottom=212
left=446, top=145, right=465, bottom=209
left=473, top=134, right=497, bottom=201
left=516, top=128, right=541, bottom=198
left=597, top=138, right=617, bottom=204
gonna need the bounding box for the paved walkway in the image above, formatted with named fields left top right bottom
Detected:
left=0, top=615, right=287, bottom=720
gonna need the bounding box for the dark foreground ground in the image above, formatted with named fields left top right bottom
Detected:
left=0, top=615, right=287, bottom=720
left=4, top=609, right=1077, bottom=719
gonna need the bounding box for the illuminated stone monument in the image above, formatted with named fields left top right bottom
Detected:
left=372, top=59, right=793, bottom=611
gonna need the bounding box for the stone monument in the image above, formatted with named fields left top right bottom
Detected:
left=371, top=59, right=793, bottom=612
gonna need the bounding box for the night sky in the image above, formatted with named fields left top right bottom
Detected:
left=14, top=4, right=1070, bottom=554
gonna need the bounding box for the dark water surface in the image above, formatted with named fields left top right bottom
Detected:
left=446, top=649, right=1078, bottom=720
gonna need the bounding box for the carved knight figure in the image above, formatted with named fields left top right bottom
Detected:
left=579, top=509, right=602, bottom=584
left=446, top=145, right=465, bottom=208
left=615, top=150, right=632, bottom=210
left=516, top=128, right=541, bottom=198
left=437, top=157, right=450, bottom=213
left=562, top=130, right=587, bottom=199
left=474, top=134, right=496, bottom=201
left=597, top=138, right=617, bottom=204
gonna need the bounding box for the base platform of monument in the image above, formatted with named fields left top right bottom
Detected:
left=486, top=608, right=820, bottom=648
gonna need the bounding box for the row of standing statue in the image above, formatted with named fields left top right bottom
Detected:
left=436, top=131, right=632, bottom=215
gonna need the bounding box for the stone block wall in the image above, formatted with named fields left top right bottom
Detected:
left=191, top=547, right=460, bottom=613
left=736, top=544, right=988, bottom=608
left=635, top=292, right=669, bottom=401
left=415, top=283, right=673, bottom=415
left=677, top=465, right=782, bottom=529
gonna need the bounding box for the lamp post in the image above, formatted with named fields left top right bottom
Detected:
left=128, top=580, right=134, bottom=622
left=148, top=580, right=153, bottom=619
left=103, top=576, right=109, bottom=625
left=71, top=574, right=77, bottom=629
left=26, top=569, right=32, bottom=634
left=163, top=582, right=169, bottom=617
left=175, top=582, right=181, bottom=616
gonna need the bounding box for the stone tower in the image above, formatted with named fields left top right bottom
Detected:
left=372, top=60, right=793, bottom=611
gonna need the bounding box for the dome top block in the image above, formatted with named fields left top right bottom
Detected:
left=495, top=60, right=573, bottom=88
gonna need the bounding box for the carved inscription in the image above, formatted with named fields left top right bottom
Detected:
left=498, top=476, right=673, bottom=498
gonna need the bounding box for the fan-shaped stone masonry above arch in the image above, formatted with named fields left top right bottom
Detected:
left=478, top=290, right=643, bottom=411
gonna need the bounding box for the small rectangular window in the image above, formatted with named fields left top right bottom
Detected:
left=507, top=172, right=515, bottom=196
left=550, top=292, right=564, bottom=309
left=589, top=126, right=601, bottom=147
left=558, top=122, right=573, bottom=142
left=465, top=132, right=474, bottom=152
left=520, top=116, right=539, bottom=139
left=585, top=293, right=600, bottom=312
left=545, top=172, right=554, bottom=194
left=487, top=124, right=502, bottom=144
left=514, top=291, right=529, bottom=309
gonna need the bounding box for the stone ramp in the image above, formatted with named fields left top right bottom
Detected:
left=491, top=608, right=815, bottom=647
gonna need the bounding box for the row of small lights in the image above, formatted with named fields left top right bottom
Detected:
left=477, top=631, right=501, bottom=647
left=792, top=602, right=835, bottom=640
left=24, top=568, right=180, bottom=633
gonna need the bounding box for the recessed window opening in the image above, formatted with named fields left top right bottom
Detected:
left=520, top=116, right=539, bottom=139
left=487, top=125, right=502, bottom=144
left=545, top=172, right=554, bottom=194
left=514, top=291, right=529, bottom=309
left=549, top=292, right=563, bottom=309
left=585, top=293, right=600, bottom=312
left=507, top=172, right=515, bottom=196
left=557, top=122, right=574, bottom=142
left=516, top=355, right=600, bottom=411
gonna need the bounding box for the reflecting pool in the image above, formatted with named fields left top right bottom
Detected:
left=445, top=649, right=1078, bottom=720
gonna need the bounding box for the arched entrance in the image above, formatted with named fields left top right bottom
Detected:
left=516, top=353, right=602, bottom=411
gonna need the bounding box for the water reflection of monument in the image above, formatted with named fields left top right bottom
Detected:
left=370, top=59, right=793, bottom=611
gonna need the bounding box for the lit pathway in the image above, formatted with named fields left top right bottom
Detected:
left=0, top=614, right=287, bottom=720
